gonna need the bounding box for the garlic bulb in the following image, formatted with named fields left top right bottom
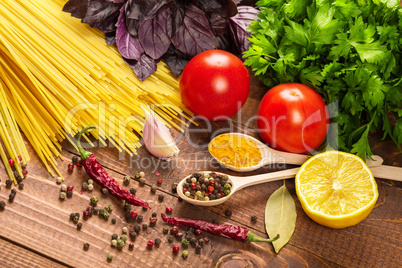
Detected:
left=141, top=106, right=179, bottom=160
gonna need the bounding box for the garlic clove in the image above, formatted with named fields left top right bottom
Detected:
left=141, top=105, right=179, bottom=160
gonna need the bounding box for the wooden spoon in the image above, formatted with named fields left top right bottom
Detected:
left=208, top=133, right=384, bottom=172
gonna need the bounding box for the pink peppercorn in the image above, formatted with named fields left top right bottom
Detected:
left=8, top=159, right=14, bottom=166
left=68, top=163, right=74, bottom=171
left=18, top=155, right=22, bottom=161
left=130, top=211, right=138, bottom=218
left=194, top=229, right=202, bottom=236
left=190, top=182, right=197, bottom=190
left=83, top=211, right=90, bottom=218
left=172, top=245, right=179, bottom=253
left=165, top=207, right=173, bottom=213
left=147, top=240, right=154, bottom=248
left=157, top=179, right=163, bottom=184
left=22, top=169, right=28, bottom=177
left=67, top=185, right=74, bottom=192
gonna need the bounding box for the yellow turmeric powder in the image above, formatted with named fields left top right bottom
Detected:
left=209, top=134, right=262, bottom=168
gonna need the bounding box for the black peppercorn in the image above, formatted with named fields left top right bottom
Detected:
left=167, top=236, right=174, bottom=243
left=18, top=182, right=24, bottom=190
left=83, top=243, right=90, bottom=251
left=112, top=234, right=118, bottom=240
left=198, top=239, right=204, bottom=247
left=111, top=218, right=116, bottom=224
left=195, top=245, right=201, bottom=254
left=136, top=215, right=143, bottom=223
left=176, top=232, right=184, bottom=239
left=151, top=212, right=157, bottom=217
left=251, top=215, right=258, bottom=222
left=142, top=203, right=148, bottom=211
left=16, top=176, right=23, bottom=184
left=11, top=188, right=17, bottom=194
left=9, top=193, right=15, bottom=202
left=171, top=183, right=178, bottom=193
left=5, top=179, right=12, bottom=188
left=134, top=225, right=141, bottom=233
left=77, top=222, right=83, bottom=230
left=154, top=238, right=161, bottom=246
left=129, top=231, right=137, bottom=240
left=158, top=194, right=165, bottom=202
left=142, top=223, right=148, bottom=230
left=72, top=156, right=79, bottom=163
left=225, top=209, right=232, bottom=217
left=66, top=191, right=73, bottom=198
left=130, top=188, right=136, bottom=195
left=0, top=201, right=6, bottom=210
left=125, top=214, right=131, bottom=222
left=190, top=238, right=197, bottom=247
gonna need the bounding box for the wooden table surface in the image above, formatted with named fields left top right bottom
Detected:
left=0, top=72, right=401, bottom=268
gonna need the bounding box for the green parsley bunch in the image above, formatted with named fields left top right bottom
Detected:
left=245, top=0, right=402, bottom=160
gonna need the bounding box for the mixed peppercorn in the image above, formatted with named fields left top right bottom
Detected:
left=181, top=172, right=232, bottom=201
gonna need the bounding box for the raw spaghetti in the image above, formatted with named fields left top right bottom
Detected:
left=0, top=0, right=192, bottom=181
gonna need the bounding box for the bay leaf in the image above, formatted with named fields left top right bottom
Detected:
left=265, top=183, right=297, bottom=253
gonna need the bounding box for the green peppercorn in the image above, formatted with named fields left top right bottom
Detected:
left=0, top=201, right=6, bottom=210
left=123, top=175, right=131, bottom=185
left=171, top=183, right=178, bottom=193
left=117, top=239, right=125, bottom=248
left=111, top=239, right=117, bottom=247
left=77, top=222, right=83, bottom=230
left=112, top=234, right=118, bottom=240
left=90, top=196, right=98, bottom=206
left=120, top=235, right=127, bottom=242
left=224, top=183, right=231, bottom=189
left=182, top=250, right=189, bottom=259
left=99, top=208, right=109, bottom=219
left=158, top=194, right=165, bottom=202
left=107, top=204, right=113, bottom=212
left=83, top=243, right=90, bottom=251
left=130, top=188, right=136, bottom=195
left=134, top=172, right=140, bottom=179
left=139, top=177, right=146, bottom=185
left=73, top=213, right=80, bottom=223
left=223, top=189, right=231, bottom=196
left=107, top=253, right=113, bottom=261
left=181, top=239, right=190, bottom=247
left=111, top=218, right=116, bottom=224
left=101, top=187, right=108, bottom=194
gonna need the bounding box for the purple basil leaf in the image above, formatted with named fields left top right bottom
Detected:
left=171, top=5, right=215, bottom=57
left=126, top=0, right=175, bottom=20
left=138, top=9, right=171, bottom=59
left=108, top=0, right=125, bottom=3
left=229, top=6, right=259, bottom=53
left=126, top=18, right=140, bottom=36
left=105, top=31, right=116, bottom=46
left=82, top=0, right=123, bottom=32
left=116, top=5, right=144, bottom=60
left=208, top=13, right=229, bottom=36
left=124, top=54, right=158, bottom=81
left=169, top=3, right=185, bottom=37
left=215, top=34, right=233, bottom=52
left=63, top=0, right=89, bottom=19
left=197, top=0, right=238, bottom=19
left=161, top=45, right=191, bottom=77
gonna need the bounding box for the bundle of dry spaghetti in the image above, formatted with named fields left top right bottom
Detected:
left=0, top=0, right=191, bottom=182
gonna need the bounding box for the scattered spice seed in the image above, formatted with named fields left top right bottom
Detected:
left=182, top=250, right=189, bottom=259
left=142, top=224, right=148, bottom=230
left=107, top=204, right=113, bottom=212
left=16, top=176, right=23, bottom=184
left=142, top=204, right=149, bottom=211
left=72, top=156, right=79, bottom=163
left=83, top=210, right=90, bottom=218
left=60, top=184, right=67, bottom=192
left=173, top=245, right=180, bottom=253
left=8, top=159, right=14, bottom=166
left=5, top=180, right=12, bottom=188
left=155, top=238, right=161, bottom=246
left=120, top=235, right=127, bottom=242
left=167, top=236, right=174, bottom=243
left=225, top=209, right=232, bottom=217
left=123, top=175, right=131, bottom=185
left=18, top=183, right=24, bottom=190
left=122, top=227, right=128, bottom=234
left=176, top=232, right=184, bottom=239
left=117, top=239, right=125, bottom=248
left=83, top=243, right=90, bottom=251
left=82, top=182, right=88, bottom=190
left=129, top=231, right=137, bottom=240
left=56, top=177, right=62, bottom=184
left=172, top=183, right=178, bottom=193
left=107, top=253, right=113, bottom=261
left=111, top=218, right=116, bottom=224
left=152, top=212, right=157, bottom=217
left=67, top=185, right=74, bottom=192
left=134, top=173, right=140, bottom=180
left=204, top=237, right=210, bottom=243
left=11, top=189, right=17, bottom=194
left=134, top=225, right=141, bottom=233
left=130, top=188, right=136, bottom=195
left=125, top=214, right=132, bottom=222
left=101, top=187, right=108, bottom=194
left=111, top=240, right=117, bottom=247
left=170, top=226, right=179, bottom=235
left=68, top=163, right=74, bottom=171
left=157, top=179, right=162, bottom=184
left=66, top=191, right=73, bottom=198
left=149, top=217, right=157, bottom=225
left=151, top=186, right=157, bottom=194
left=22, top=169, right=28, bottom=178
left=251, top=215, right=258, bottom=222
left=129, top=243, right=134, bottom=250
left=182, top=239, right=190, bottom=247
left=165, top=207, right=173, bottom=213
left=112, top=234, right=118, bottom=240
left=147, top=240, right=154, bottom=248
left=190, top=238, right=197, bottom=247
left=87, top=179, right=94, bottom=185
left=130, top=211, right=138, bottom=219
left=136, top=215, right=143, bottom=223
left=0, top=201, right=6, bottom=210
left=59, top=192, right=66, bottom=200
left=195, top=245, right=201, bottom=254
left=90, top=196, right=98, bottom=206
left=139, top=177, right=146, bottom=185
left=198, top=239, right=204, bottom=247
left=77, top=222, right=83, bottom=230
left=194, top=229, right=202, bottom=236
left=139, top=172, right=145, bottom=178
left=87, top=184, right=94, bottom=191
left=163, top=227, right=168, bottom=235
left=158, top=194, right=165, bottom=202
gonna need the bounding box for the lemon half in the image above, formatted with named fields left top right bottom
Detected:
left=295, top=151, right=378, bottom=229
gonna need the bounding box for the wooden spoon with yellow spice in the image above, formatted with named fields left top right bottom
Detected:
left=208, top=133, right=383, bottom=172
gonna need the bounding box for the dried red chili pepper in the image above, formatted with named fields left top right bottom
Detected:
left=77, top=126, right=150, bottom=209
left=161, top=214, right=278, bottom=243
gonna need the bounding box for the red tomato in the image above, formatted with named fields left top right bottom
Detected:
left=179, top=50, right=250, bottom=121
left=257, top=83, right=329, bottom=154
